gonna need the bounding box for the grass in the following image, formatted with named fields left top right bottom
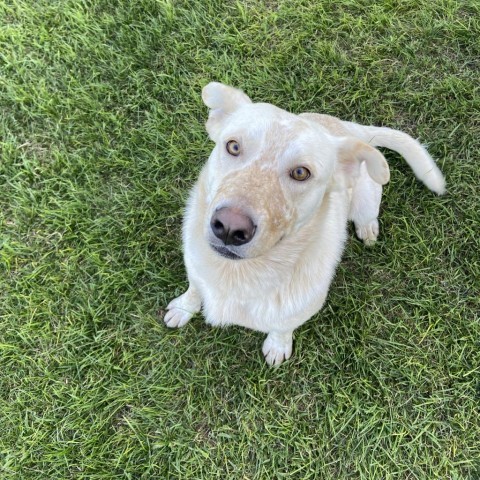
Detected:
left=0, top=0, right=479, bottom=478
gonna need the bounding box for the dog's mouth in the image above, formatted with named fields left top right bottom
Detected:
left=210, top=244, right=243, bottom=260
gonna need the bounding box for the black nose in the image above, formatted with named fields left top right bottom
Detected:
left=210, top=207, right=256, bottom=246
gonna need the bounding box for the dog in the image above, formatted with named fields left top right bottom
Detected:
left=164, top=82, right=446, bottom=366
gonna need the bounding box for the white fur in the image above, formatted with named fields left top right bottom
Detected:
left=164, top=83, right=446, bottom=365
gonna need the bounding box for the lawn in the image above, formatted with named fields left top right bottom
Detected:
left=1, top=0, right=479, bottom=478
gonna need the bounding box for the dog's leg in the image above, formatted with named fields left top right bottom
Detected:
left=262, top=331, right=294, bottom=366
left=349, top=162, right=382, bottom=246
left=164, top=284, right=201, bottom=328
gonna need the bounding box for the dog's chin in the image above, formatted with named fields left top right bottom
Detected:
left=210, top=244, right=244, bottom=260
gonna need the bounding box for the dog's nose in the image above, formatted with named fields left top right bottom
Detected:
left=210, top=207, right=256, bottom=246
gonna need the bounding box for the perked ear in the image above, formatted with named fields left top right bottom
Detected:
left=201, top=82, right=252, bottom=141
left=336, top=138, right=390, bottom=186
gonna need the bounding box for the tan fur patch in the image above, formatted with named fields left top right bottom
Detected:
left=214, top=160, right=294, bottom=254
left=300, top=113, right=351, bottom=137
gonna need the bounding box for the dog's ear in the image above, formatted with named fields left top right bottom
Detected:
left=202, top=82, right=252, bottom=141
left=335, top=138, right=390, bottom=186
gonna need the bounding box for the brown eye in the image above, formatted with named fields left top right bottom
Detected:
left=290, top=166, right=311, bottom=181
left=226, top=140, right=241, bottom=156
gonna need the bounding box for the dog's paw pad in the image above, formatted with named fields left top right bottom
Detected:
left=164, top=307, right=193, bottom=328
left=355, top=219, right=379, bottom=247
left=262, top=334, right=293, bottom=366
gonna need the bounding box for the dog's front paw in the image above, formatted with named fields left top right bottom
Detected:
left=355, top=219, right=379, bottom=247
left=164, top=289, right=201, bottom=328
left=164, top=306, right=193, bottom=328
left=262, top=331, right=293, bottom=366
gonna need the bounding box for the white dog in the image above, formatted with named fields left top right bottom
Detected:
left=164, top=82, right=445, bottom=365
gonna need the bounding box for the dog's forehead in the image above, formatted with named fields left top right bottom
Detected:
left=221, top=103, right=336, bottom=168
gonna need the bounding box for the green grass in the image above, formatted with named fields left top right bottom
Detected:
left=1, top=0, right=479, bottom=478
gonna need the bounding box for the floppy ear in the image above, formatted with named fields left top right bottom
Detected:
left=336, top=138, right=390, bottom=186
left=201, top=82, right=252, bottom=141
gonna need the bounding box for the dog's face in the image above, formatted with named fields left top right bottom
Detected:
left=201, top=83, right=389, bottom=260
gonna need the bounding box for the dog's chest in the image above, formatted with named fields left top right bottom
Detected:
left=200, top=281, right=285, bottom=332
left=195, top=256, right=330, bottom=334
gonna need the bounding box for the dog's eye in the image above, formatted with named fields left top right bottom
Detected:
left=226, top=140, right=241, bottom=156
left=290, top=166, right=311, bottom=181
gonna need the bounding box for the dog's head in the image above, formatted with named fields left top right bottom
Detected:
left=201, top=82, right=389, bottom=260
